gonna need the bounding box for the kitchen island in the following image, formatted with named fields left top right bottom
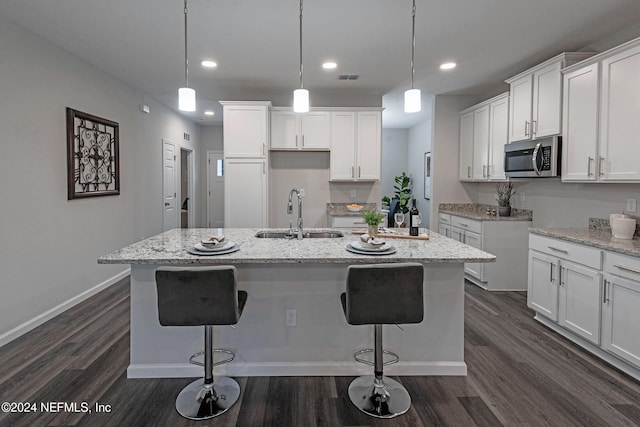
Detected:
left=99, top=228, right=495, bottom=378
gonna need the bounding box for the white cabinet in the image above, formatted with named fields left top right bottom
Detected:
left=459, top=93, right=509, bottom=182
left=528, top=234, right=603, bottom=344
left=602, top=252, right=640, bottom=367
left=506, top=53, right=594, bottom=143
left=223, top=158, right=267, bottom=227
left=438, top=213, right=451, bottom=238
left=450, top=216, right=484, bottom=281
left=220, top=101, right=271, bottom=227
left=330, top=110, right=381, bottom=181
left=270, top=109, right=330, bottom=150
left=221, top=102, right=270, bottom=158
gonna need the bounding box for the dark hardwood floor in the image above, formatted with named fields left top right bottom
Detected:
left=1, top=278, right=639, bottom=426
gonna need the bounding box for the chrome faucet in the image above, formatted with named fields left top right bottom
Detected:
left=287, top=188, right=303, bottom=240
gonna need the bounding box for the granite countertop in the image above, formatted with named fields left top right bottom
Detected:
left=98, top=228, right=496, bottom=265
left=327, top=203, right=378, bottom=217
left=529, top=227, right=640, bottom=258
left=439, top=203, right=532, bottom=222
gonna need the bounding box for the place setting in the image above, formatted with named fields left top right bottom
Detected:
left=346, top=233, right=397, bottom=256
left=187, top=235, right=240, bottom=256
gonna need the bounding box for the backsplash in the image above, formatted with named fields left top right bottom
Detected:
left=589, top=217, right=640, bottom=237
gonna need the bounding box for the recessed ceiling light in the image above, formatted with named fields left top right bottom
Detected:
left=322, top=62, right=337, bottom=70
left=204, top=110, right=215, bottom=116
left=440, top=62, right=456, bottom=70
left=201, top=60, right=218, bottom=68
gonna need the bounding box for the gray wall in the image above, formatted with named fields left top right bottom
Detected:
left=407, top=120, right=432, bottom=226
left=0, top=16, right=200, bottom=344
left=381, top=129, right=409, bottom=203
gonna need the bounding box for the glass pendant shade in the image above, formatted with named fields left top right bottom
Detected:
left=178, top=87, right=196, bottom=112
left=293, top=88, right=309, bottom=113
left=404, top=88, right=421, bottom=113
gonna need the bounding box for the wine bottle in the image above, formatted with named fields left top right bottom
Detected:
left=409, top=199, right=419, bottom=236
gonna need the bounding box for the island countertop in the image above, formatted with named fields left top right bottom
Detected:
left=98, top=228, right=496, bottom=265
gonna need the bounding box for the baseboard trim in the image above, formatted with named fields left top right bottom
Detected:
left=0, top=269, right=130, bottom=348
left=127, top=361, right=467, bottom=378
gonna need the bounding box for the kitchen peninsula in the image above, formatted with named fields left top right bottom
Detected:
left=99, top=228, right=495, bottom=378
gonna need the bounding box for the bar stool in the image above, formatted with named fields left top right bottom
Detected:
left=340, top=262, right=424, bottom=419
left=155, top=266, right=247, bottom=420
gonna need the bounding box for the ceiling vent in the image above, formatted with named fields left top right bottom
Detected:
left=338, top=74, right=360, bottom=80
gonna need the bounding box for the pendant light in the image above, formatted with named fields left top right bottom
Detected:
left=293, top=0, right=309, bottom=113
left=178, top=0, right=196, bottom=112
left=404, top=0, right=421, bottom=113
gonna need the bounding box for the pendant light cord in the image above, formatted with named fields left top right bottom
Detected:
left=299, top=0, right=304, bottom=89
left=410, top=0, right=416, bottom=89
left=184, top=0, right=189, bottom=88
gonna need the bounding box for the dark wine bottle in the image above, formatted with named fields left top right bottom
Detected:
left=409, top=199, right=419, bottom=236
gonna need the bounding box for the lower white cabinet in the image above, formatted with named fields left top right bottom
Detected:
left=224, top=158, right=267, bottom=227
left=330, top=215, right=367, bottom=229
left=440, top=212, right=531, bottom=290
left=528, top=233, right=640, bottom=379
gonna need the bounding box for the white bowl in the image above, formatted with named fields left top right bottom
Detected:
left=346, top=205, right=363, bottom=212
left=610, top=217, right=636, bottom=240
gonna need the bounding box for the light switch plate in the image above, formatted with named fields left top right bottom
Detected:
left=626, top=198, right=637, bottom=213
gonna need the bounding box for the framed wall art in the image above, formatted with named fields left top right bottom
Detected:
left=424, top=151, right=431, bottom=200
left=66, top=108, right=120, bottom=200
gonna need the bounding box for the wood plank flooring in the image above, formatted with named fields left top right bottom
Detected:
left=0, top=278, right=639, bottom=426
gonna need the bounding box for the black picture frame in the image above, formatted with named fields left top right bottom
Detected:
left=66, top=108, right=120, bottom=200
left=424, top=152, right=431, bottom=200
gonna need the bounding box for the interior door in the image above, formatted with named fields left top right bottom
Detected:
left=162, top=140, right=177, bottom=231
left=207, top=151, right=225, bottom=227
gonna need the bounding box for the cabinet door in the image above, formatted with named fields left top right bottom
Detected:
left=224, top=159, right=267, bottom=227
left=488, top=96, right=508, bottom=181
left=602, top=274, right=640, bottom=367
left=528, top=250, right=559, bottom=321
left=509, top=74, right=533, bottom=142
left=562, top=64, right=599, bottom=181
left=223, top=105, right=268, bottom=157
left=300, top=112, right=331, bottom=149
left=463, top=230, right=484, bottom=281
left=558, top=260, right=602, bottom=345
left=599, top=44, right=640, bottom=181
left=459, top=111, right=474, bottom=180
left=330, top=112, right=357, bottom=180
left=270, top=111, right=298, bottom=149
left=439, top=223, right=451, bottom=238
left=450, top=227, right=464, bottom=243
left=471, top=106, right=490, bottom=180
left=356, top=111, right=381, bottom=180
left=532, top=61, right=563, bottom=138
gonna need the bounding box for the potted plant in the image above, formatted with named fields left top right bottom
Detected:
left=382, top=172, right=412, bottom=214
left=495, top=182, right=516, bottom=216
left=362, top=209, right=386, bottom=235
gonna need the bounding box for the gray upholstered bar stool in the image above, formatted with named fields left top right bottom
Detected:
left=155, top=266, right=247, bottom=421
left=341, top=262, right=424, bottom=419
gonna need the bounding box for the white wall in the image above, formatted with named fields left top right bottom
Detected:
left=0, top=16, right=200, bottom=344
left=407, top=120, right=432, bottom=226
left=200, top=125, right=223, bottom=225
left=381, top=129, right=409, bottom=202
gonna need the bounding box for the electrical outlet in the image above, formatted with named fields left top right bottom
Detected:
left=300, top=188, right=305, bottom=197
left=350, top=189, right=356, bottom=198
left=626, top=198, right=637, bottom=213
left=286, top=309, right=297, bottom=326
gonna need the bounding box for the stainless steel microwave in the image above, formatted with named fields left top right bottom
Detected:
left=504, top=136, right=561, bottom=178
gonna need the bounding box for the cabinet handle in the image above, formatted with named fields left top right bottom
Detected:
left=532, top=120, right=537, bottom=136
left=302, top=134, right=305, bottom=147
left=550, top=263, right=554, bottom=283
left=468, top=166, right=471, bottom=178
left=262, top=143, right=266, bottom=155
left=482, top=165, right=487, bottom=178
left=358, top=166, right=361, bottom=177
left=262, top=161, right=265, bottom=174
left=295, top=135, right=299, bottom=147
left=560, top=266, right=565, bottom=286
left=603, top=279, right=609, bottom=303
left=587, top=157, right=594, bottom=176
left=525, top=121, right=530, bottom=137
left=613, top=264, right=640, bottom=275
left=599, top=156, right=605, bottom=176
left=459, top=222, right=469, bottom=227
left=351, top=166, right=354, bottom=178
left=548, top=246, right=568, bottom=254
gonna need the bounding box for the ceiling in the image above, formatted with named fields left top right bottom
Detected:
left=2, top=0, right=640, bottom=128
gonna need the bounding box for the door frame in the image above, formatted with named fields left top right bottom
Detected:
left=162, top=139, right=178, bottom=231
left=180, top=146, right=196, bottom=228
left=206, top=150, right=224, bottom=227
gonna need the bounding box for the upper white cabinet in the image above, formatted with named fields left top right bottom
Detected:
left=459, top=92, right=509, bottom=182
left=221, top=101, right=271, bottom=158
left=506, top=53, right=594, bottom=143
left=270, top=109, right=331, bottom=150
left=562, top=38, right=640, bottom=182
left=330, top=110, right=381, bottom=181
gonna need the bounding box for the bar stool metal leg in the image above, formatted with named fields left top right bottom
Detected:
left=347, top=325, right=411, bottom=418
left=175, top=326, right=241, bottom=420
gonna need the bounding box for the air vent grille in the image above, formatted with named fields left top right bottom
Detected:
left=338, top=74, right=360, bottom=80
left=183, top=132, right=190, bottom=142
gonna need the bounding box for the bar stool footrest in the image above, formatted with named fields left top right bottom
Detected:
left=353, top=348, right=399, bottom=366
left=189, top=348, right=235, bottom=367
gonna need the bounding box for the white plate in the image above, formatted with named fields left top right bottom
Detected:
left=350, top=240, right=391, bottom=252
left=346, top=244, right=396, bottom=256
left=188, top=244, right=240, bottom=256
left=194, top=241, right=235, bottom=252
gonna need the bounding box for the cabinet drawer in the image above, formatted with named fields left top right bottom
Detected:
left=605, top=251, right=640, bottom=282
left=529, top=234, right=602, bottom=269
left=450, top=216, right=482, bottom=234
left=331, top=216, right=367, bottom=228
left=439, top=213, right=451, bottom=224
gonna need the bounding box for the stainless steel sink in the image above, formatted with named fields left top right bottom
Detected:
left=255, top=230, right=344, bottom=239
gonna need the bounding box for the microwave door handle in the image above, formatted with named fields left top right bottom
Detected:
left=532, top=142, right=542, bottom=176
